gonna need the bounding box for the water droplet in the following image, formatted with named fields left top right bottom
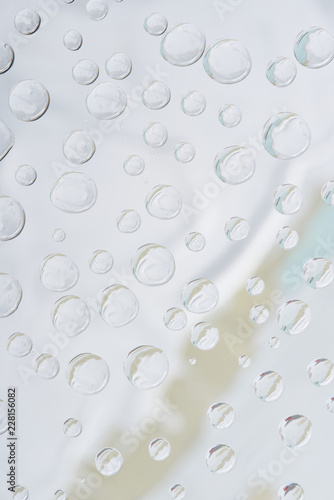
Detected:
left=190, top=322, right=219, bottom=350
left=238, top=355, right=250, bottom=368
left=266, top=57, right=297, bottom=87
left=203, top=39, right=251, bottom=84
left=0, top=399, right=8, bottom=434
left=86, top=0, right=108, bottom=21
left=15, top=165, right=36, bottom=186
left=169, top=484, right=185, bottom=500
left=0, top=196, right=25, bottom=240
left=63, top=130, right=95, bottom=164
left=132, top=243, right=175, bottom=286
left=225, top=216, right=250, bottom=241
left=14, top=9, right=40, bottom=35
left=277, top=300, right=311, bottom=335
left=36, top=354, right=60, bottom=379
left=307, top=358, right=334, bottom=386
left=144, top=13, right=168, bottom=36
left=214, top=146, right=255, bottom=185
left=160, top=24, right=205, bottom=66
left=273, top=184, right=303, bottom=214
left=89, top=250, right=113, bottom=274
left=52, top=296, right=90, bottom=337
left=52, top=228, right=66, bottom=242
left=326, top=397, right=334, bottom=412
left=66, top=353, right=110, bottom=394
left=321, top=180, right=334, bottom=205
left=174, top=142, right=195, bottom=163
left=0, top=274, right=22, bottom=317
left=72, top=60, right=99, bottom=85
left=253, top=371, right=284, bottom=402
left=302, top=257, right=334, bottom=288
left=86, top=83, right=127, bottom=119
left=106, top=53, right=132, bottom=80
left=263, top=112, right=311, bottom=159
left=146, top=185, right=182, bottom=219
left=9, top=80, right=49, bottom=121
left=142, top=81, right=170, bottom=110
left=98, top=284, right=138, bottom=326
left=219, top=104, right=242, bottom=127
left=13, top=486, right=29, bottom=500
left=123, top=155, right=145, bottom=176
left=63, top=30, right=82, bottom=51
left=7, top=333, right=32, bottom=357
left=181, top=90, right=206, bottom=116
left=278, top=483, right=304, bottom=500
left=185, top=232, right=206, bottom=251
left=249, top=304, right=270, bottom=324
left=95, top=448, right=123, bottom=475
left=269, top=336, right=280, bottom=348
left=0, top=41, right=14, bottom=73
left=51, top=172, right=97, bottom=213
left=63, top=418, right=82, bottom=437
left=143, top=122, right=168, bottom=148
left=163, top=307, right=187, bottom=331
left=182, top=278, right=219, bottom=313
left=189, top=357, right=196, bottom=365
left=278, top=414, right=312, bottom=448
left=54, top=491, right=67, bottom=500
left=206, top=444, right=236, bottom=474
left=117, top=209, right=141, bottom=233
left=245, top=276, right=265, bottom=295
left=149, top=438, right=171, bottom=460
left=124, top=345, right=169, bottom=389
left=276, top=226, right=299, bottom=250
left=294, top=26, right=334, bottom=68
left=0, top=120, right=14, bottom=160
left=207, top=402, right=235, bottom=429
left=41, top=254, right=79, bottom=292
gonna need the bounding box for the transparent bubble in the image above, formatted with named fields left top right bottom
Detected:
left=203, top=39, right=251, bottom=84
left=124, top=345, right=169, bottom=389
left=278, top=483, right=304, bottom=500
left=9, top=80, right=49, bottom=121
left=106, top=53, right=132, bottom=80
left=13, top=486, right=29, bottom=500
left=273, top=184, right=303, bottom=215
left=307, top=358, right=334, bottom=386
left=123, top=155, right=145, bottom=176
left=207, top=402, right=235, bottom=429
left=63, top=31, right=82, bottom=51
left=86, top=0, right=108, bottom=21
left=14, top=9, right=40, bottom=35
left=117, top=209, right=141, bottom=233
left=190, top=322, right=219, bottom=350
left=185, top=232, right=206, bottom=252
left=174, top=142, right=195, bottom=163
left=51, top=172, right=97, bottom=213
left=206, top=444, right=236, bottom=474
left=181, top=90, right=206, bottom=116
left=269, top=336, right=280, bottom=349
left=52, top=296, right=90, bottom=337
left=160, top=24, right=205, bottom=66
left=219, top=104, right=242, bottom=127
left=149, top=438, right=171, bottom=461
left=0, top=399, right=7, bottom=434
left=225, top=216, right=250, bottom=241
left=72, top=60, right=99, bottom=85
left=40, top=254, right=79, bottom=292
left=132, top=243, right=175, bottom=286
left=278, top=414, right=312, bottom=448
left=169, top=484, right=185, bottom=500
left=182, top=278, right=219, bottom=313
left=302, top=257, right=334, bottom=288
left=143, top=122, right=168, bottom=147
left=321, top=180, right=334, bottom=205
left=146, top=185, right=182, bottom=219
left=238, top=355, right=250, bottom=368
left=277, top=300, right=311, bottom=335
left=144, top=13, right=168, bottom=36
left=0, top=41, right=14, bottom=73
left=63, top=130, right=95, bottom=164
left=15, top=165, right=36, bottom=186
left=36, top=354, right=60, bottom=379
left=66, top=353, right=110, bottom=394
left=0, top=119, right=14, bottom=160
left=89, top=250, right=113, bottom=274
left=294, top=26, right=334, bottom=69
left=163, top=307, right=187, bottom=331
left=52, top=228, right=66, bottom=242
left=214, top=146, right=255, bottom=185
left=249, top=304, right=270, bottom=324
left=0, top=196, right=25, bottom=241
left=63, top=418, right=82, bottom=437
left=95, top=448, right=123, bottom=476
left=86, top=83, right=127, bottom=119
left=266, top=57, right=297, bottom=87
left=253, top=371, right=284, bottom=402
left=263, top=112, right=311, bottom=160
left=98, top=284, right=138, bottom=327
left=245, top=276, right=265, bottom=295
left=7, top=333, right=32, bottom=357
left=326, top=397, right=334, bottom=413
left=142, top=81, right=170, bottom=110
left=0, top=274, right=22, bottom=318
left=276, top=226, right=299, bottom=250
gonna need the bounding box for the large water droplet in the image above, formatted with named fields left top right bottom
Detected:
left=98, top=284, right=138, bottom=327
left=63, top=30, right=82, bottom=51
left=40, top=254, right=79, bottom=292
left=86, top=83, right=127, bottom=119
left=146, top=185, right=182, bottom=219
left=124, top=345, right=169, bottom=389
left=0, top=41, right=14, bottom=73
left=117, top=209, right=141, bottom=233
left=207, top=403, right=235, bottom=429
left=273, top=184, right=303, bottom=214
left=149, top=438, right=171, bottom=460
left=63, top=131, right=95, bottom=164
left=86, top=0, right=108, bottom=21
left=294, top=26, right=334, bottom=68
left=185, top=232, right=206, bottom=251
left=174, top=142, right=195, bottom=163
left=143, top=122, right=168, bottom=147
left=63, top=418, right=82, bottom=437
left=14, top=9, right=40, bottom=35
left=36, top=354, right=60, bottom=379
left=181, top=278, right=219, bottom=313
left=89, top=250, right=113, bottom=274
left=144, top=13, right=168, bottom=36
left=66, top=353, right=110, bottom=394
left=7, top=333, right=32, bottom=357
left=0, top=120, right=14, bottom=160
left=253, top=371, right=284, bottom=402
left=206, top=444, right=236, bottom=474
left=218, top=104, right=242, bottom=127
left=163, top=307, right=187, bottom=331
left=51, top=172, right=97, bottom=213
left=225, top=216, right=250, bottom=241
left=169, top=484, right=185, bottom=500
left=203, top=39, right=251, bottom=84
left=13, top=486, right=29, bottom=500
left=0, top=274, right=22, bottom=318
left=276, top=226, right=299, bottom=250
left=0, top=196, right=25, bottom=241
left=245, top=276, right=265, bottom=295
left=9, top=80, right=49, bottom=121
left=277, top=300, right=311, bottom=335
left=190, top=322, right=219, bottom=350
left=181, top=90, right=206, bottom=116
left=278, top=483, right=304, bottom=500
left=278, top=414, right=312, bottom=448
left=95, top=448, right=123, bottom=475
left=266, top=57, right=297, bottom=87
left=263, top=112, right=311, bottom=159
left=123, top=155, right=145, bottom=176
left=72, top=60, right=99, bottom=85
left=132, top=243, right=175, bottom=286
left=249, top=304, right=269, bottom=324
left=160, top=24, right=205, bottom=66
left=302, top=257, right=334, bottom=288
left=142, top=81, right=170, bottom=110
left=52, top=296, right=90, bottom=337
left=106, top=53, right=132, bottom=80
left=214, top=146, right=255, bottom=184
left=15, top=165, right=37, bottom=186
left=307, top=358, right=334, bottom=386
